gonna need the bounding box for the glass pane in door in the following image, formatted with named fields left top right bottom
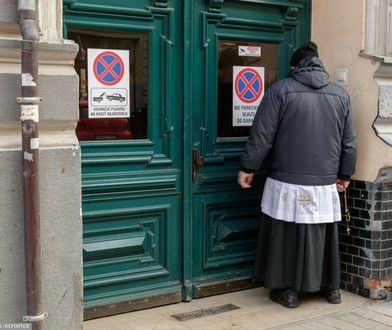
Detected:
left=218, top=40, right=278, bottom=137
left=68, top=30, right=149, bottom=141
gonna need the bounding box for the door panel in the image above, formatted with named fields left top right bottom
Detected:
left=192, top=192, right=261, bottom=272
left=64, top=0, right=182, bottom=318
left=82, top=194, right=181, bottom=319
left=189, top=0, right=310, bottom=294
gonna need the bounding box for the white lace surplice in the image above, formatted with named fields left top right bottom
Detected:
left=261, top=177, right=341, bottom=224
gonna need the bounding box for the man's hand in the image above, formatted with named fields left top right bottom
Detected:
left=237, top=171, right=255, bottom=189
left=336, top=179, right=350, bottom=192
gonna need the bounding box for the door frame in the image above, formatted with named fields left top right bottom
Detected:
left=63, top=0, right=311, bottom=315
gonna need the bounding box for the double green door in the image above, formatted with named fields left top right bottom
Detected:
left=64, top=0, right=310, bottom=319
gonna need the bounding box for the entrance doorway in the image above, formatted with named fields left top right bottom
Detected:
left=63, top=0, right=311, bottom=319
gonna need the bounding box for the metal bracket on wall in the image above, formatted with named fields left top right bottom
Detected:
left=23, top=311, right=47, bottom=322
left=17, top=97, right=42, bottom=103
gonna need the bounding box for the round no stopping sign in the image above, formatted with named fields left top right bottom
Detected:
left=93, top=51, right=125, bottom=86
left=234, top=68, right=263, bottom=104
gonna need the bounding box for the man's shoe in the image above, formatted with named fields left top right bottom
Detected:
left=269, top=289, right=299, bottom=308
left=321, top=289, right=341, bottom=304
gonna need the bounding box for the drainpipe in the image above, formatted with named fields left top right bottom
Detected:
left=17, top=1, right=45, bottom=329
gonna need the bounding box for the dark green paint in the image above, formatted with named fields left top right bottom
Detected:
left=64, top=0, right=311, bottom=313
left=187, top=0, right=311, bottom=291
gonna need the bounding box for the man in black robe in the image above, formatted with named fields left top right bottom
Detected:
left=238, top=42, right=356, bottom=308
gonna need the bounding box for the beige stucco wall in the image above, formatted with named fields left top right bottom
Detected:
left=0, top=1, right=82, bottom=328
left=312, top=0, right=392, bottom=182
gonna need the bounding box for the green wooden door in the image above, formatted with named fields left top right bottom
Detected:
left=63, top=0, right=310, bottom=318
left=63, top=0, right=183, bottom=319
left=185, top=0, right=311, bottom=298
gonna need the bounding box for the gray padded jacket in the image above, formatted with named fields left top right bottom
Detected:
left=241, top=57, right=356, bottom=185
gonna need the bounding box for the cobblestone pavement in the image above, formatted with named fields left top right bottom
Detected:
left=84, top=288, right=392, bottom=330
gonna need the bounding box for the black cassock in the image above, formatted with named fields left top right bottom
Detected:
left=254, top=213, right=341, bottom=292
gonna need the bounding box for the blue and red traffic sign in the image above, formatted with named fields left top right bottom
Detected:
left=234, top=68, right=263, bottom=103
left=93, top=51, right=125, bottom=86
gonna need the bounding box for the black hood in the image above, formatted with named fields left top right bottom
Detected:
left=288, top=57, right=330, bottom=89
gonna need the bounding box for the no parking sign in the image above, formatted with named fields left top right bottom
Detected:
left=88, top=49, right=130, bottom=118
left=233, top=66, right=265, bottom=126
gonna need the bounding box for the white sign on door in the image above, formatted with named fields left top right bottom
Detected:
left=88, top=49, right=130, bottom=118
left=238, top=46, right=261, bottom=57
left=232, top=66, right=265, bottom=127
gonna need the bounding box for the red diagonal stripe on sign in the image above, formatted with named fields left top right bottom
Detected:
left=239, top=74, right=258, bottom=98
left=98, top=58, right=120, bottom=80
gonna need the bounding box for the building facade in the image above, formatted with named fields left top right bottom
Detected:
left=313, top=0, right=392, bottom=299
left=0, top=0, right=391, bottom=329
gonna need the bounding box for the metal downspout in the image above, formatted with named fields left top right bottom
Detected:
left=17, top=0, right=45, bottom=329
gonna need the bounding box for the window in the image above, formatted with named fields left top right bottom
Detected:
left=217, top=40, right=278, bottom=137
left=69, top=30, right=149, bottom=141
left=363, top=0, right=392, bottom=60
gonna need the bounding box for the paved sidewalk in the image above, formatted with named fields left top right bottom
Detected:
left=84, top=288, right=392, bottom=330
